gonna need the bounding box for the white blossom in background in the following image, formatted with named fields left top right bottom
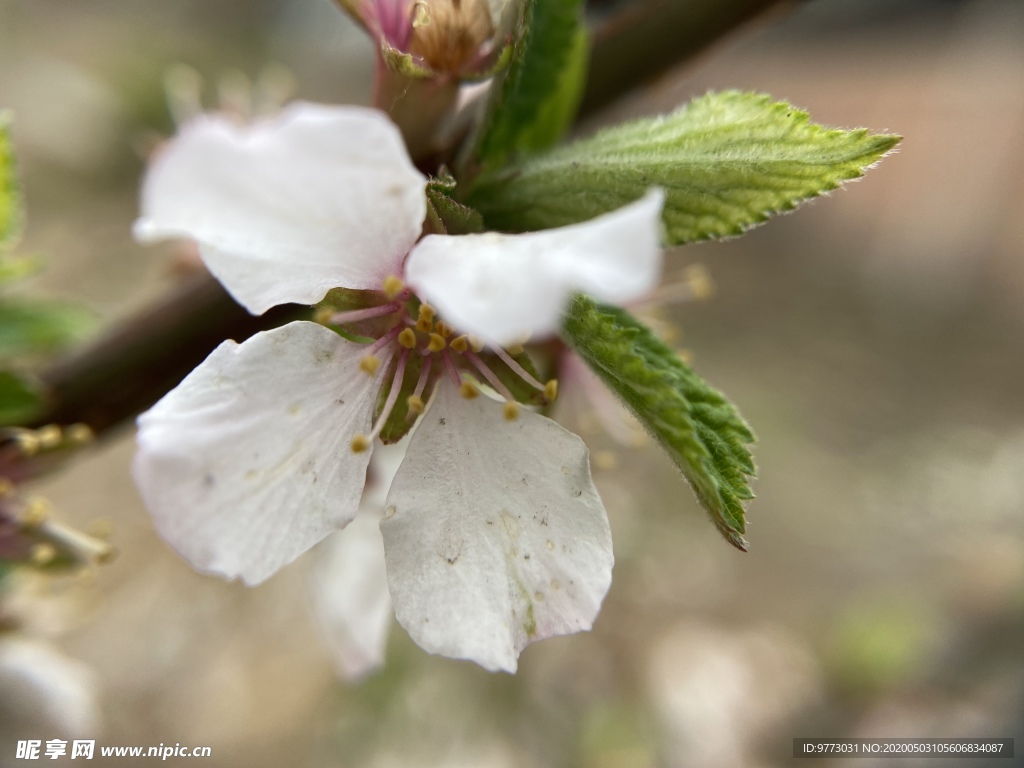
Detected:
left=132, top=102, right=664, bottom=672
left=0, top=638, right=101, bottom=740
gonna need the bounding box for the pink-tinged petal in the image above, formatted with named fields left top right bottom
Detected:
left=381, top=382, right=613, bottom=672
left=134, top=321, right=386, bottom=586
left=405, top=189, right=664, bottom=346
left=135, top=103, right=427, bottom=315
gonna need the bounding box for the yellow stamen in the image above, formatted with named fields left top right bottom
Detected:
left=503, top=402, right=520, bottom=421
left=65, top=423, right=94, bottom=444
left=37, top=425, right=62, bottom=450
left=407, top=395, right=425, bottom=415
left=30, top=542, right=57, bottom=566
left=13, top=431, right=40, bottom=457
left=398, top=328, right=418, bottom=349
left=313, top=307, right=334, bottom=326
left=450, top=335, right=469, bottom=354
left=21, top=498, right=50, bottom=527
left=418, top=304, right=436, bottom=324
left=427, top=333, right=446, bottom=352
left=360, top=354, right=382, bottom=375
left=412, top=0, right=430, bottom=27
left=468, top=336, right=484, bottom=353
left=416, top=316, right=433, bottom=333
left=506, top=344, right=524, bottom=357
left=382, top=275, right=405, bottom=299
left=544, top=379, right=559, bottom=402
left=685, top=264, right=715, bottom=300
left=350, top=434, right=371, bottom=453
left=435, top=321, right=453, bottom=339
left=459, top=381, right=480, bottom=399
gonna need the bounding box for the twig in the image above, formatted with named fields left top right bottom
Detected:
left=28, top=0, right=795, bottom=436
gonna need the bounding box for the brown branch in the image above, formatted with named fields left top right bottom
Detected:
left=28, top=0, right=795, bottom=437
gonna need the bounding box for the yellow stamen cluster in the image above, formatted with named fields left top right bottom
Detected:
left=459, top=381, right=480, bottom=399
left=408, top=0, right=494, bottom=74
left=503, top=402, right=520, bottom=421
left=450, top=335, right=469, bottom=353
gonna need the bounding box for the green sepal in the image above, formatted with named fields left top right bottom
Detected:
left=375, top=353, right=424, bottom=445
left=427, top=174, right=484, bottom=235
left=562, top=295, right=756, bottom=549
left=469, top=0, right=586, bottom=172
left=476, top=347, right=546, bottom=405
left=1, top=113, right=24, bottom=256
left=0, top=300, right=94, bottom=357
left=380, top=42, right=435, bottom=79
left=316, top=288, right=395, bottom=344
left=469, top=90, right=901, bottom=243
left=0, top=370, right=42, bottom=426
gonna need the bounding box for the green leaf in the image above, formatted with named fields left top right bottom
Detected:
left=562, top=295, right=755, bottom=549
left=470, top=0, right=586, bottom=171
left=0, top=300, right=94, bottom=356
left=0, top=370, right=42, bottom=426
left=469, top=90, right=901, bottom=244
left=0, top=112, right=24, bottom=256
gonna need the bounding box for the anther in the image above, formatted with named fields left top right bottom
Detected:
left=503, top=402, right=520, bottom=421
left=313, top=307, right=334, bottom=325
left=407, top=395, right=425, bottom=415
left=460, top=381, right=480, bottom=399
left=418, top=304, right=436, bottom=324
left=21, top=498, right=50, bottom=527
left=31, top=542, right=57, bottom=566
left=416, top=316, right=433, bottom=333
left=685, top=264, right=715, bottom=300
left=435, top=321, right=453, bottom=339
left=65, top=424, right=94, bottom=444
left=468, top=336, right=484, bottom=353
left=450, top=335, right=469, bottom=354
left=382, top=275, right=405, bottom=299
left=350, top=434, right=371, bottom=453
left=398, top=328, right=418, bottom=349
left=13, top=431, right=41, bottom=457
left=544, top=379, right=559, bottom=401
left=37, top=425, right=62, bottom=450
left=360, top=354, right=382, bottom=375
left=506, top=344, right=524, bottom=357
left=412, top=0, right=430, bottom=27
left=427, top=333, right=446, bottom=353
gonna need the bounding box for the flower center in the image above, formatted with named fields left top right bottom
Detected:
left=317, top=276, right=558, bottom=453
left=407, top=0, right=493, bottom=74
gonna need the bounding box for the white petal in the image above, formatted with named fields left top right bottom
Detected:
left=135, top=103, right=427, bottom=315
left=381, top=382, right=613, bottom=672
left=134, top=321, right=385, bottom=586
left=405, top=189, right=664, bottom=346
left=308, top=511, right=393, bottom=681
left=306, top=441, right=406, bottom=681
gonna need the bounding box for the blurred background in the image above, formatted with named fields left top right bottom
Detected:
left=1, top=0, right=1023, bottom=765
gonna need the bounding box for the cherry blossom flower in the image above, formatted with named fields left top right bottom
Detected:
left=132, top=102, right=664, bottom=672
